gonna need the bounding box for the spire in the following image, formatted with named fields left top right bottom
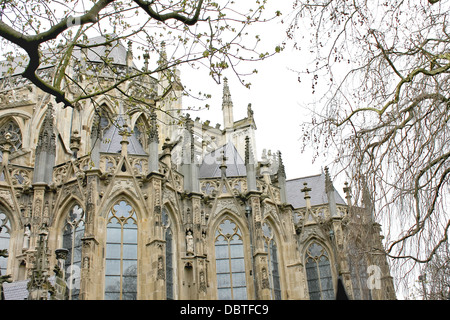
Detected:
left=277, top=151, right=286, bottom=178
left=158, top=41, right=168, bottom=68
left=148, top=109, right=159, bottom=173
left=245, top=136, right=257, bottom=192
left=33, top=103, right=56, bottom=184
left=324, top=166, right=337, bottom=217
left=28, top=225, right=54, bottom=300
left=222, top=78, right=234, bottom=129
left=148, top=109, right=159, bottom=144
left=277, top=151, right=287, bottom=203
left=181, top=114, right=199, bottom=193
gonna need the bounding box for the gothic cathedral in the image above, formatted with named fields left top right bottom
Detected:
left=0, top=36, right=396, bottom=300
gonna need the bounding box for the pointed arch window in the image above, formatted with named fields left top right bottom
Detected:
left=305, top=242, right=335, bottom=300
left=133, top=115, right=150, bottom=150
left=162, top=207, right=174, bottom=300
left=105, top=200, right=138, bottom=300
left=262, top=222, right=281, bottom=300
left=215, top=218, right=247, bottom=300
left=62, top=204, right=85, bottom=300
left=0, top=120, right=22, bottom=162
left=0, top=211, right=11, bottom=276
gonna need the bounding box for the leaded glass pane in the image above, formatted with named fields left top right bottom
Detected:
left=233, top=287, right=247, bottom=300
left=231, top=258, right=245, bottom=272
left=218, top=288, right=232, bottom=300
left=106, top=243, right=121, bottom=259
left=216, top=259, right=230, bottom=273
left=217, top=273, right=231, bottom=287
left=215, top=244, right=229, bottom=259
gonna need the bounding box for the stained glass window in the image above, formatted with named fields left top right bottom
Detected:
left=262, top=222, right=281, bottom=300
left=105, top=201, right=138, bottom=300
left=305, top=242, right=335, bottom=300
left=62, top=204, right=85, bottom=300
left=215, top=218, right=247, bottom=300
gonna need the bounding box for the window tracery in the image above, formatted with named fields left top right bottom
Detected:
left=0, top=120, right=22, bottom=161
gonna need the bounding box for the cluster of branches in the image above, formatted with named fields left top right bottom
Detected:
left=288, top=0, right=449, bottom=296
left=0, top=0, right=280, bottom=112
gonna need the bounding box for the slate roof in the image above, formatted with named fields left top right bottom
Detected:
left=199, top=142, right=247, bottom=178
left=2, top=279, right=29, bottom=300
left=2, top=277, right=57, bottom=300
left=0, top=34, right=135, bottom=77
left=100, top=115, right=147, bottom=155
left=286, top=173, right=346, bottom=209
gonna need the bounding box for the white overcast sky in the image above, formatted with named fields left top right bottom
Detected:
left=180, top=1, right=331, bottom=182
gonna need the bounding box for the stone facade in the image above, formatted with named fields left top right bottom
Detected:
left=0, top=36, right=396, bottom=300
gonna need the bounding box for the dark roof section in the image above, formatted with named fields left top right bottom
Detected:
left=199, top=142, right=247, bottom=178
left=2, top=280, right=29, bottom=300
left=100, top=115, right=147, bottom=155
left=0, top=34, right=134, bottom=77
left=286, top=173, right=346, bottom=209
left=72, top=34, right=135, bottom=67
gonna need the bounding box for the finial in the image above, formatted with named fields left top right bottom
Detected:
left=277, top=151, right=286, bottom=177
left=324, top=166, right=333, bottom=193
left=222, top=77, right=232, bottom=107
left=245, top=136, right=251, bottom=165
left=143, top=49, right=150, bottom=72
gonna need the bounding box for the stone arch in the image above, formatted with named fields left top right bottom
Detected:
left=100, top=191, right=144, bottom=221
left=0, top=116, right=24, bottom=154
left=53, top=195, right=85, bottom=235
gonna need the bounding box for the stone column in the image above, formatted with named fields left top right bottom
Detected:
left=145, top=172, right=166, bottom=299
left=79, top=171, right=100, bottom=300
left=247, top=192, right=271, bottom=300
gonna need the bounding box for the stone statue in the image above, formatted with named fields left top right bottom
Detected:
left=23, top=225, right=31, bottom=250
left=186, top=230, right=194, bottom=255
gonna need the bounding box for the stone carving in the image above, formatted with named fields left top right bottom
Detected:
left=0, top=190, right=14, bottom=209
left=22, top=224, right=31, bottom=250
left=186, top=230, right=194, bottom=256
left=157, top=256, right=165, bottom=280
